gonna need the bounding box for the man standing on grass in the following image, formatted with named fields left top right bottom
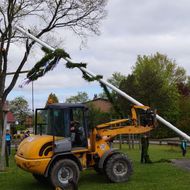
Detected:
left=141, top=135, right=152, bottom=163
left=5, top=130, right=12, bottom=156
left=180, top=139, right=187, bottom=157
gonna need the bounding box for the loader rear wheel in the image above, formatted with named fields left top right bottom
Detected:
left=50, top=159, right=80, bottom=188
left=105, top=153, right=133, bottom=183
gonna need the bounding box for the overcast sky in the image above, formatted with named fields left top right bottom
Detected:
left=6, top=0, right=190, bottom=109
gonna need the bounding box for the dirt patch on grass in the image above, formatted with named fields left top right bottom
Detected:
left=171, top=159, right=190, bottom=171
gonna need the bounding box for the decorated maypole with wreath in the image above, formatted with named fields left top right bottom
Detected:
left=15, top=26, right=190, bottom=142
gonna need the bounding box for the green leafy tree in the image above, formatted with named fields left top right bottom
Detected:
left=65, top=92, right=89, bottom=103
left=118, top=53, right=186, bottom=138
left=46, top=93, right=59, bottom=106
left=9, top=96, right=31, bottom=126
left=177, top=97, right=190, bottom=134
left=87, top=103, right=111, bottom=129
left=177, top=76, right=190, bottom=97
left=99, top=72, right=127, bottom=98
left=176, top=76, right=190, bottom=134
left=118, top=74, right=139, bottom=115
left=99, top=72, right=127, bottom=118
left=107, top=72, right=127, bottom=88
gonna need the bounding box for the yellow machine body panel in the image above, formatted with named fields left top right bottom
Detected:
left=96, top=119, right=129, bottom=129
left=95, top=139, right=110, bottom=157
left=16, top=135, right=54, bottom=159
left=15, top=134, right=90, bottom=174
left=98, top=125, right=153, bottom=139
left=15, top=155, right=51, bottom=175
left=15, top=135, right=54, bottom=175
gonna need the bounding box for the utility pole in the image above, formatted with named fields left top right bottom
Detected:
left=32, top=81, right=35, bottom=131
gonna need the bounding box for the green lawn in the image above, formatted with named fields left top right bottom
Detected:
left=1, top=144, right=190, bottom=190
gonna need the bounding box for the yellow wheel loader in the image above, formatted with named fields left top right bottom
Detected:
left=14, top=26, right=190, bottom=189
left=15, top=103, right=155, bottom=188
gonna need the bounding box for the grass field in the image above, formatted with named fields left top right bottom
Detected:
left=1, top=144, right=190, bottom=190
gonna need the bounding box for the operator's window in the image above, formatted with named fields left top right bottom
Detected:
left=35, top=109, right=48, bottom=135
left=70, top=108, right=87, bottom=147
left=49, top=109, right=65, bottom=137
left=72, top=108, right=84, bottom=127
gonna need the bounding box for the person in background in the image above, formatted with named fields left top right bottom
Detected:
left=20, top=130, right=31, bottom=141
left=140, top=134, right=152, bottom=163
left=6, top=130, right=12, bottom=156
left=24, top=130, right=31, bottom=138
left=180, top=139, right=187, bottom=157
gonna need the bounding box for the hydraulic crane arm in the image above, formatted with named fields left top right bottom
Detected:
left=95, top=105, right=154, bottom=141
left=97, top=126, right=153, bottom=141
left=15, top=26, right=190, bottom=142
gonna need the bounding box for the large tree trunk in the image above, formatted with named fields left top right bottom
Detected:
left=0, top=111, right=7, bottom=171
left=0, top=100, right=3, bottom=136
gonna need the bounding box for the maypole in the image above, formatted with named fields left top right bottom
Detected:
left=15, top=26, right=190, bottom=142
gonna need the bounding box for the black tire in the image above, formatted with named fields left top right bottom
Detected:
left=32, top=173, right=50, bottom=184
left=56, top=179, right=78, bottom=190
left=50, top=159, right=80, bottom=188
left=105, top=153, right=133, bottom=183
left=94, top=164, right=104, bottom=174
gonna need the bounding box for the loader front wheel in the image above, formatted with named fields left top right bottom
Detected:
left=105, top=153, right=133, bottom=183
left=50, top=159, right=80, bottom=188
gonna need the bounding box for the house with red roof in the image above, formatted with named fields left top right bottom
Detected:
left=84, top=97, right=112, bottom=113
left=7, top=111, right=16, bottom=130
left=1, top=101, right=16, bottom=131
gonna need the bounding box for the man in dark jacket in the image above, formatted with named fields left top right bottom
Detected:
left=141, top=135, right=151, bottom=163
left=181, top=139, right=187, bottom=157
left=6, top=130, right=12, bottom=156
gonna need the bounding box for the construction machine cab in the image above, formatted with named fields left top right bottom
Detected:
left=35, top=103, right=88, bottom=148
left=16, top=103, right=155, bottom=187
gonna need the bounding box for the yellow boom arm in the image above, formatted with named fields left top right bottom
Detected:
left=95, top=105, right=155, bottom=141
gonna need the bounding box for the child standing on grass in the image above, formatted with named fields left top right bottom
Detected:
left=6, top=130, right=12, bottom=156
left=180, top=139, right=187, bottom=157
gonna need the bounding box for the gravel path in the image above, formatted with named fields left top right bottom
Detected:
left=171, top=159, right=190, bottom=171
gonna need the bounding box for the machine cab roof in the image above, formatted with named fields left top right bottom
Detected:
left=45, top=103, right=86, bottom=109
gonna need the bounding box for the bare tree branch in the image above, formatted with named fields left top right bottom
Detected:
left=0, top=0, right=108, bottom=133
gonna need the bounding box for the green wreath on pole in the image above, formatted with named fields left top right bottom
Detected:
left=26, top=47, right=122, bottom=116
left=27, top=47, right=102, bottom=82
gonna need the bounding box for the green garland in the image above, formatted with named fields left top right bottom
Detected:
left=26, top=47, right=122, bottom=116
left=66, top=62, right=87, bottom=69
left=66, top=61, right=102, bottom=82
left=81, top=70, right=103, bottom=82
left=27, top=47, right=101, bottom=82
left=41, top=46, right=53, bottom=54
left=100, top=83, right=123, bottom=118
left=27, top=48, right=71, bottom=81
